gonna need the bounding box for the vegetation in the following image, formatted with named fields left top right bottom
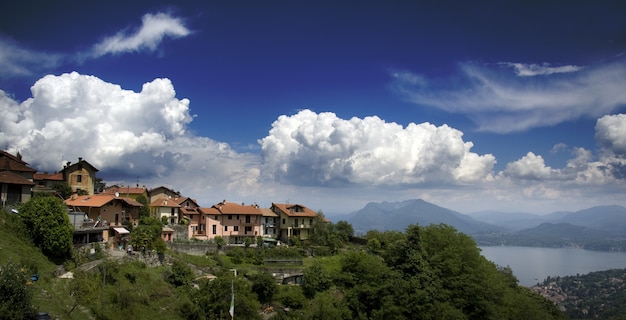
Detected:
left=1, top=201, right=570, bottom=319
left=0, top=261, right=36, bottom=320
left=18, top=196, right=73, bottom=261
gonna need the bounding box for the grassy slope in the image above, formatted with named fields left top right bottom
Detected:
left=0, top=211, right=86, bottom=319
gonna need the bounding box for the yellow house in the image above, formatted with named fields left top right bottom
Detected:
left=61, top=157, right=98, bottom=195
left=271, top=203, right=318, bottom=243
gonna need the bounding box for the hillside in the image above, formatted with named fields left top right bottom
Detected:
left=347, top=199, right=502, bottom=234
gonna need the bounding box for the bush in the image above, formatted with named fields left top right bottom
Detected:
left=0, top=261, right=36, bottom=320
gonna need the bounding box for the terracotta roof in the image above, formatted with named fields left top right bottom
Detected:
left=272, top=203, right=317, bottom=217
left=0, top=171, right=35, bottom=185
left=102, top=186, right=147, bottom=195
left=149, top=198, right=180, bottom=207
left=212, top=201, right=262, bottom=215
left=173, top=196, right=200, bottom=208
left=33, top=172, right=64, bottom=181
left=260, top=208, right=278, bottom=217
left=199, top=207, right=221, bottom=215
left=65, top=194, right=143, bottom=208
left=180, top=207, right=198, bottom=215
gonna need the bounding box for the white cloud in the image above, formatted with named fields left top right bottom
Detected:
left=89, top=12, right=190, bottom=58
left=500, top=62, right=583, bottom=76
left=0, top=72, right=260, bottom=204
left=258, top=109, right=496, bottom=186
left=0, top=12, right=190, bottom=78
left=595, top=113, right=626, bottom=156
left=502, top=152, right=553, bottom=180
left=393, top=59, right=626, bottom=133
left=3, top=72, right=626, bottom=214
left=0, top=38, right=63, bottom=78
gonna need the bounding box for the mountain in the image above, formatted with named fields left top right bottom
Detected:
left=558, top=205, right=626, bottom=235
left=347, top=199, right=502, bottom=235
left=468, top=210, right=558, bottom=231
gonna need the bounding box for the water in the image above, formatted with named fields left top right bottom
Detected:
left=479, top=246, right=626, bottom=287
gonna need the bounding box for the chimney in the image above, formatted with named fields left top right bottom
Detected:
left=78, top=157, right=83, bottom=162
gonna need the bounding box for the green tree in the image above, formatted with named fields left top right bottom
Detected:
left=0, top=261, right=36, bottom=320
left=52, top=181, right=73, bottom=199
left=167, top=259, right=194, bottom=287
left=135, top=194, right=150, bottom=218
left=214, top=236, right=225, bottom=250
left=188, top=277, right=261, bottom=319
left=302, top=259, right=332, bottom=298
left=19, top=196, right=73, bottom=261
left=333, top=220, right=354, bottom=243
left=250, top=272, right=278, bottom=304
left=131, top=216, right=164, bottom=253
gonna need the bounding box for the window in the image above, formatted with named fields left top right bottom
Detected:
left=245, top=215, right=251, bottom=223
left=76, top=175, right=82, bottom=183
left=295, top=219, right=298, bottom=226
left=212, top=225, right=216, bottom=235
left=228, top=215, right=232, bottom=220
left=237, top=215, right=239, bottom=220
left=282, top=219, right=285, bottom=224
left=245, top=226, right=252, bottom=233
left=214, top=215, right=218, bottom=220
left=224, top=226, right=228, bottom=231
left=234, top=226, right=239, bottom=231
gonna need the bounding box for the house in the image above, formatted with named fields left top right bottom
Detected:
left=149, top=197, right=180, bottom=224
left=65, top=194, right=143, bottom=248
left=174, top=197, right=204, bottom=239
left=271, top=203, right=318, bottom=243
left=260, top=208, right=279, bottom=239
left=147, top=186, right=180, bottom=203
left=61, top=157, right=99, bottom=195
left=203, top=201, right=263, bottom=244
left=199, top=206, right=222, bottom=240
left=102, top=185, right=148, bottom=200
left=32, top=172, right=64, bottom=195
left=0, top=151, right=36, bottom=206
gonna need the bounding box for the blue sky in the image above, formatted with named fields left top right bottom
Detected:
left=2, top=1, right=626, bottom=215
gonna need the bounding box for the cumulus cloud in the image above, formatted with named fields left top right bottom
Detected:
left=596, top=114, right=626, bottom=156
left=89, top=12, right=190, bottom=59
left=0, top=72, right=260, bottom=199
left=392, top=59, right=626, bottom=133
left=502, top=152, right=553, bottom=180
left=258, top=109, right=496, bottom=186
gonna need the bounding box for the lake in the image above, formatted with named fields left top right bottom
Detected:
left=479, top=246, right=626, bottom=287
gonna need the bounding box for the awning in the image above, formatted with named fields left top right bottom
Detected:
left=262, top=237, right=277, bottom=242
left=113, top=227, right=130, bottom=234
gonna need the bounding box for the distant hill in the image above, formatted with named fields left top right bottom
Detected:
left=558, top=205, right=626, bottom=235
left=347, top=199, right=502, bottom=234
left=468, top=205, right=626, bottom=235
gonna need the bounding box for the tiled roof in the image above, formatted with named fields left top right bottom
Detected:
left=212, top=201, right=262, bottom=215
left=199, top=207, right=221, bottom=215
left=0, top=171, right=35, bottom=185
left=102, top=186, right=147, bottom=195
left=149, top=198, right=180, bottom=207
left=0, top=151, right=37, bottom=173
left=65, top=194, right=143, bottom=208
left=260, top=208, right=278, bottom=217
left=33, top=172, right=64, bottom=181
left=272, top=203, right=317, bottom=217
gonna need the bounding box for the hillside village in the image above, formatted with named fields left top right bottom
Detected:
left=0, top=150, right=321, bottom=250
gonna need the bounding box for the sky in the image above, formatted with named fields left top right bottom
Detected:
left=1, top=1, right=626, bottom=216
